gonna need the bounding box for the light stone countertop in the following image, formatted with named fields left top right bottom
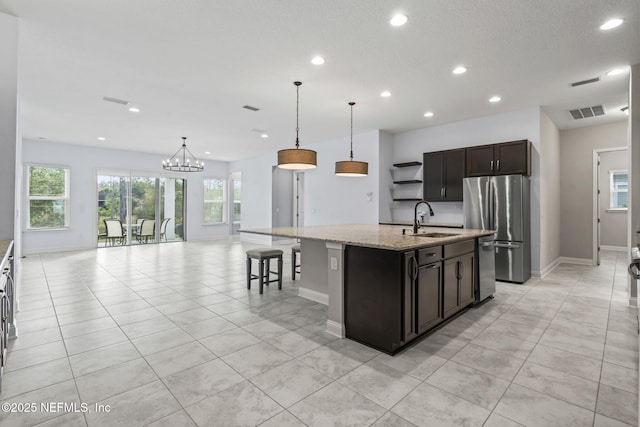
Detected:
left=379, top=221, right=464, bottom=228
left=0, top=240, right=14, bottom=269
left=241, top=224, right=494, bottom=251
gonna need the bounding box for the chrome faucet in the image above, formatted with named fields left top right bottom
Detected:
left=413, top=200, right=435, bottom=234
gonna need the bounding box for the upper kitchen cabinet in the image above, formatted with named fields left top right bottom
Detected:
left=423, top=149, right=465, bottom=201
left=466, top=140, right=531, bottom=177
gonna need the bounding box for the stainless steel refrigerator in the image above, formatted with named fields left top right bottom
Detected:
left=463, top=175, right=531, bottom=284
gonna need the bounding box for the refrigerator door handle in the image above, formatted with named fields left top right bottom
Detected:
left=494, top=242, right=521, bottom=249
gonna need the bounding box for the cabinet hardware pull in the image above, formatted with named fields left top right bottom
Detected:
left=425, top=253, right=436, bottom=257
left=413, top=258, right=418, bottom=280
left=443, top=187, right=446, bottom=197
left=424, top=264, right=438, bottom=270
left=490, top=160, right=494, bottom=171
left=497, top=160, right=500, bottom=170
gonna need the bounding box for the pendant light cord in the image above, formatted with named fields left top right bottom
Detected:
left=294, top=81, right=301, bottom=149
left=349, top=102, right=355, bottom=161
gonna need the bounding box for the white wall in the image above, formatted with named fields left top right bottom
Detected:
left=628, top=63, right=639, bottom=303
left=303, top=130, right=380, bottom=226
left=378, top=131, right=394, bottom=223
left=539, top=110, right=561, bottom=273
left=560, top=122, right=629, bottom=260
left=392, top=107, right=542, bottom=273
left=0, top=13, right=18, bottom=241
left=21, top=139, right=228, bottom=253
left=599, top=150, right=628, bottom=248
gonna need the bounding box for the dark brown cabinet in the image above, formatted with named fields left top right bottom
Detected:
left=416, top=262, right=442, bottom=334
left=345, top=239, right=476, bottom=354
left=442, top=241, right=475, bottom=319
left=423, top=149, right=465, bottom=201
left=466, top=140, right=531, bottom=177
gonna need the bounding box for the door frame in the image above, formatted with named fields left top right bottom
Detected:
left=592, top=146, right=627, bottom=265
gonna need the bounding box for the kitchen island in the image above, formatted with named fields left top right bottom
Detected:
left=241, top=224, right=494, bottom=354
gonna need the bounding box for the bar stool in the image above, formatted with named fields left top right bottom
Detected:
left=291, top=244, right=301, bottom=280
left=246, top=248, right=283, bottom=294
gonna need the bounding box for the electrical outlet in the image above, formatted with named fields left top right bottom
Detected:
left=330, top=257, right=338, bottom=270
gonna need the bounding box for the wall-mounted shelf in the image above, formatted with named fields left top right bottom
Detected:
left=393, top=161, right=422, bottom=168
left=393, top=198, right=422, bottom=202
left=393, top=180, right=422, bottom=185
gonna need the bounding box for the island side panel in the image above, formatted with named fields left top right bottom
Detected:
left=326, top=242, right=345, bottom=338
left=344, top=245, right=404, bottom=354
left=297, top=238, right=329, bottom=304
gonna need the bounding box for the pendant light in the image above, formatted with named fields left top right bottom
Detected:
left=162, top=137, right=204, bottom=172
left=277, top=81, right=317, bottom=170
left=335, top=102, right=368, bottom=176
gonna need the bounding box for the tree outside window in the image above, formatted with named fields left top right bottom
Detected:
left=609, top=170, right=628, bottom=209
left=28, top=165, right=69, bottom=228
left=204, top=178, right=225, bottom=223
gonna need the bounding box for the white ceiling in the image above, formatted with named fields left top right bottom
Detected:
left=0, top=0, right=638, bottom=162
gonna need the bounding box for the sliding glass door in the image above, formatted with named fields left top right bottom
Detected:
left=97, top=172, right=185, bottom=247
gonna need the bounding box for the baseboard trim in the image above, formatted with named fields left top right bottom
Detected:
left=557, top=256, right=593, bottom=266
left=298, top=287, right=328, bottom=305
left=538, top=258, right=562, bottom=278
left=239, top=233, right=272, bottom=244
left=600, top=245, right=627, bottom=252
left=326, top=319, right=345, bottom=338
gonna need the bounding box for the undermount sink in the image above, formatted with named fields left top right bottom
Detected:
left=417, top=232, right=459, bottom=238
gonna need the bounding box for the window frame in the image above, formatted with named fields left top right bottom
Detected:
left=608, top=169, right=628, bottom=211
left=232, top=179, right=241, bottom=224
left=26, top=164, right=71, bottom=230
left=203, top=177, right=227, bottom=225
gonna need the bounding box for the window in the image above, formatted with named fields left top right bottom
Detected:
left=203, top=178, right=225, bottom=223
left=232, top=180, right=241, bottom=223
left=27, top=165, right=69, bottom=229
left=609, top=170, right=628, bottom=209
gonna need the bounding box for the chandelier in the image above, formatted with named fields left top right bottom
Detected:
left=162, top=137, right=204, bottom=172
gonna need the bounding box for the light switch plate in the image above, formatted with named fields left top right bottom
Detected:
left=330, top=257, right=338, bottom=270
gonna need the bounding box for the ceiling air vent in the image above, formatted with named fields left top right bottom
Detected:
left=243, top=105, right=260, bottom=111
left=569, top=105, right=605, bottom=120
left=250, top=128, right=267, bottom=134
left=102, top=96, right=130, bottom=105
left=570, top=77, right=600, bottom=87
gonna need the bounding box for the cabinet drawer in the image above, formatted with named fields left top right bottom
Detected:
left=418, top=246, right=442, bottom=265
left=444, top=240, right=474, bottom=259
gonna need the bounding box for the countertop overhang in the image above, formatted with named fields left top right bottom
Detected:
left=240, top=224, right=494, bottom=251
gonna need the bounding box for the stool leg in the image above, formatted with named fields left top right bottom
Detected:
left=259, top=259, right=264, bottom=294
left=265, top=258, right=271, bottom=286
left=278, top=255, right=283, bottom=290
left=291, top=251, right=296, bottom=280
left=246, top=257, right=251, bottom=290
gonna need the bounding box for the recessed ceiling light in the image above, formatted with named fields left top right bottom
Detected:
left=380, top=90, right=392, bottom=98
left=452, top=66, right=467, bottom=75
left=390, top=14, right=408, bottom=26
left=489, top=96, right=501, bottom=103
left=600, top=18, right=623, bottom=30
left=606, top=68, right=627, bottom=76
left=204, top=151, right=211, bottom=155
left=97, top=137, right=106, bottom=141
left=128, top=107, right=140, bottom=113
left=261, top=134, right=269, bottom=138
left=424, top=112, right=434, bottom=118
left=311, top=56, right=325, bottom=65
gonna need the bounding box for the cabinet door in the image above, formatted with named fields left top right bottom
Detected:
left=458, top=252, right=475, bottom=307
left=423, top=152, right=444, bottom=201
left=466, top=145, right=495, bottom=177
left=402, top=251, right=418, bottom=342
left=442, top=257, right=460, bottom=318
left=495, top=140, right=530, bottom=176
left=417, top=262, right=442, bottom=334
left=443, top=149, right=465, bottom=201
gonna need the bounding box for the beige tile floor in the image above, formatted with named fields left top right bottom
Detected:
left=0, top=240, right=637, bottom=426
